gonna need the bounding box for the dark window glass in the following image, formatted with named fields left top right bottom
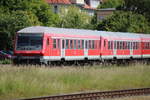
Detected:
left=89, top=40, right=91, bottom=49
left=85, top=40, right=88, bottom=49
left=74, top=40, right=76, bottom=49
left=117, top=41, right=120, bottom=49
left=57, top=39, right=60, bottom=49
left=17, top=33, right=43, bottom=50
left=104, top=40, right=106, bottom=47
left=47, top=38, right=49, bottom=46
left=53, top=39, right=56, bottom=49
left=62, top=40, right=65, bottom=49
left=114, top=41, right=116, bottom=49
left=70, top=40, right=73, bottom=49
left=108, top=41, right=110, bottom=49
left=82, top=40, right=84, bottom=49
left=78, top=40, right=81, bottom=49
left=92, top=40, right=94, bottom=49
left=66, top=39, right=69, bottom=49
left=111, top=41, right=113, bottom=49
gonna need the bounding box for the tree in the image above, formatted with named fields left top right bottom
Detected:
left=0, top=10, right=41, bottom=50
left=0, top=0, right=60, bottom=50
left=57, top=6, right=92, bottom=29
left=120, top=0, right=150, bottom=20
left=96, top=11, right=150, bottom=34
left=98, top=0, right=124, bottom=9
left=0, top=0, right=59, bottom=26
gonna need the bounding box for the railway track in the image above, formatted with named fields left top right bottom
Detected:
left=18, top=88, right=150, bottom=100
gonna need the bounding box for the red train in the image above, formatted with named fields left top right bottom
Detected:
left=13, top=26, right=150, bottom=64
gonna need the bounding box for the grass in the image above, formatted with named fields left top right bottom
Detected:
left=0, top=64, right=150, bottom=100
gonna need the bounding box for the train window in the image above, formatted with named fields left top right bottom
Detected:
left=138, top=42, right=140, bottom=49
left=78, top=40, right=81, bottom=49
left=66, top=39, right=69, bottom=49
left=53, top=39, right=56, bottom=49
left=123, top=41, right=125, bottom=49
left=70, top=40, right=73, bottom=49
left=104, top=40, right=106, bottom=47
left=121, top=41, right=123, bottom=49
left=119, top=42, right=122, bottom=49
left=148, top=42, right=150, bottom=49
left=149, top=42, right=150, bottom=49
left=108, top=41, right=110, bottom=49
left=146, top=42, right=148, bottom=49
left=134, top=42, right=136, bottom=49
left=133, top=42, right=135, bottom=49
left=147, top=42, right=149, bottom=49
left=57, top=39, right=60, bottom=49
left=95, top=40, right=97, bottom=49
left=85, top=40, right=88, bottom=49
left=117, top=41, right=119, bottom=49
left=89, top=40, right=91, bottom=49
left=145, top=42, right=147, bottom=49
left=121, top=42, right=123, bottom=50
left=47, top=38, right=49, bottom=46
left=134, top=42, right=137, bottom=50
left=128, top=42, right=130, bottom=49
left=74, top=40, right=76, bottom=49
left=126, top=42, right=128, bottom=49
left=82, top=40, right=84, bottom=49
left=133, top=42, right=134, bottom=49
left=111, top=41, right=113, bottom=49
left=92, top=40, right=94, bottom=49
left=131, top=42, right=133, bottom=49
left=114, top=41, right=116, bottom=49
left=136, top=42, right=138, bottom=49
left=62, top=40, right=65, bottom=49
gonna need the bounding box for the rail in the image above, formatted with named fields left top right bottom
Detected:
left=18, top=88, right=150, bottom=100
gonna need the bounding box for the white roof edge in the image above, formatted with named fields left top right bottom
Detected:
left=17, top=26, right=141, bottom=39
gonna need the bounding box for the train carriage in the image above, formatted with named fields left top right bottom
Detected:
left=140, top=34, right=150, bottom=58
left=13, top=26, right=150, bottom=64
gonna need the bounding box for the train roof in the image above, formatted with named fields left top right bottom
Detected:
left=18, top=26, right=141, bottom=39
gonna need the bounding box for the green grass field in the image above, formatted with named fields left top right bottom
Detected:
left=0, top=64, right=150, bottom=100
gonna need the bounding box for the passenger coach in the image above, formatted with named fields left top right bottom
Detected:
left=13, top=26, right=150, bottom=64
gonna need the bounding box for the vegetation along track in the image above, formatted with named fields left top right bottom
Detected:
left=18, top=88, right=150, bottom=100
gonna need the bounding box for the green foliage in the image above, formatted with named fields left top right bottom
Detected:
left=0, top=0, right=59, bottom=50
left=96, top=11, right=150, bottom=33
left=0, top=0, right=59, bottom=26
left=0, top=10, right=41, bottom=49
left=120, top=0, right=150, bottom=20
left=0, top=59, right=12, bottom=64
left=98, top=0, right=124, bottom=9
left=57, top=6, right=92, bottom=29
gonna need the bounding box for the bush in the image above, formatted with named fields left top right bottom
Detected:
left=96, top=11, right=150, bottom=33
left=0, top=59, right=12, bottom=64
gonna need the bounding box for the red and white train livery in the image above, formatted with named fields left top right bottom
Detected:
left=13, top=26, right=150, bottom=64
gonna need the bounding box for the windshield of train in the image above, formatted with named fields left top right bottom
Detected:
left=16, top=33, right=43, bottom=50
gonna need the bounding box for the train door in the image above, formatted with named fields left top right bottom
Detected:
left=130, top=41, right=133, bottom=57
left=45, top=36, right=51, bottom=56
left=61, top=39, right=65, bottom=58
left=113, top=41, right=117, bottom=57
left=84, top=40, right=88, bottom=57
